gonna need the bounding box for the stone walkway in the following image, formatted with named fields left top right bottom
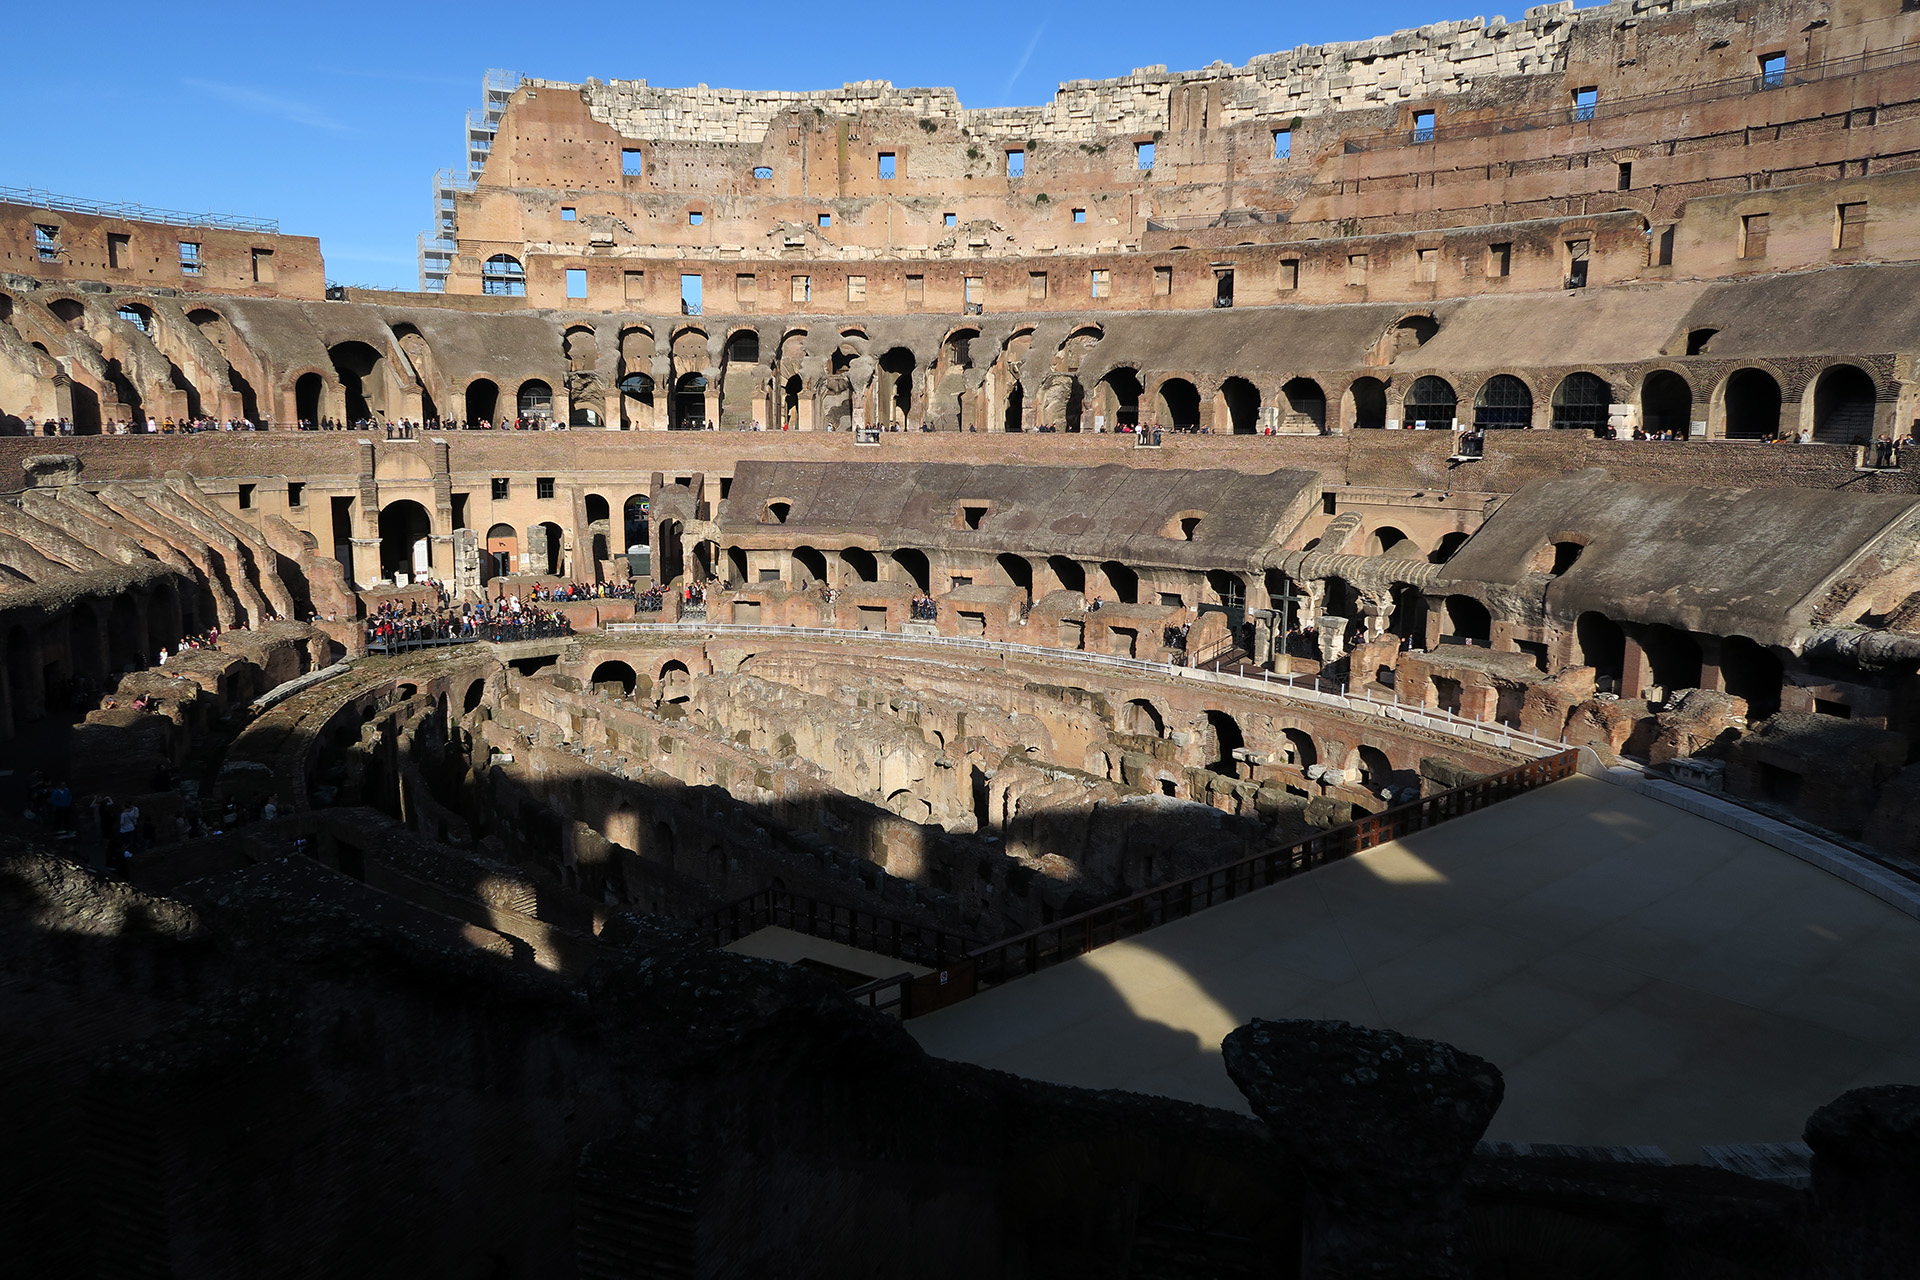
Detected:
left=909, top=774, right=1920, bottom=1160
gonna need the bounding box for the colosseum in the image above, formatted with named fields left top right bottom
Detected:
left=5, top=0, right=1920, bottom=1275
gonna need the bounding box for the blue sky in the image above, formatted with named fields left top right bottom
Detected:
left=3, top=0, right=1522, bottom=288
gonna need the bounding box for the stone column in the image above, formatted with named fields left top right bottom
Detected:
left=1223, top=1018, right=1502, bottom=1280
left=1619, top=634, right=1652, bottom=700
left=349, top=538, right=380, bottom=590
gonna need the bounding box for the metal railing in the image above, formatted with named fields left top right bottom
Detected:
left=698, top=886, right=978, bottom=970
left=601, top=621, right=1570, bottom=756
left=845, top=750, right=1578, bottom=1016
left=0, top=185, right=279, bottom=233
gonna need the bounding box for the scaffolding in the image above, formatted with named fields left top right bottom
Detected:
left=418, top=68, right=520, bottom=291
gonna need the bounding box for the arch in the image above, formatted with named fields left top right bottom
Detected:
left=996, top=553, right=1034, bottom=599
left=1281, top=727, right=1317, bottom=770
left=1641, top=624, right=1701, bottom=694
left=1473, top=374, right=1533, bottom=429
left=1155, top=378, right=1200, bottom=429
left=672, top=372, right=707, bottom=429
left=1099, top=561, right=1138, bottom=604
left=516, top=379, right=554, bottom=422
left=890, top=548, right=931, bottom=593
left=1003, top=380, right=1024, bottom=432
left=464, top=378, right=499, bottom=426
left=1720, top=634, right=1783, bottom=720
left=1391, top=314, right=1438, bottom=353
left=1723, top=369, right=1782, bottom=440
left=877, top=346, right=915, bottom=426
left=1368, top=526, right=1411, bottom=557
left=482, top=254, right=526, bottom=296
left=1402, top=376, right=1457, bottom=429
left=1640, top=370, right=1692, bottom=439
left=329, top=341, right=385, bottom=421
left=591, top=660, right=638, bottom=696
left=1347, top=377, right=1388, bottom=429
left=1095, top=367, right=1143, bottom=430
left=1220, top=376, right=1260, bottom=434
left=1576, top=614, right=1624, bottom=687
left=839, top=547, right=879, bottom=583
left=295, top=372, right=324, bottom=426
left=1812, top=364, right=1876, bottom=445
left=1355, top=745, right=1396, bottom=792
left=484, top=522, right=518, bottom=581
left=1280, top=378, right=1326, bottom=433
left=724, top=329, right=760, bottom=363
left=792, top=546, right=828, bottom=586
left=622, top=494, right=650, bottom=554
left=1048, top=555, right=1086, bottom=595
left=943, top=327, right=980, bottom=368
left=377, top=501, right=432, bottom=581
left=1444, top=595, right=1490, bottom=644
left=534, top=521, right=563, bottom=576
left=585, top=493, right=610, bottom=525
left=1207, top=569, right=1246, bottom=610
left=1202, top=709, right=1245, bottom=775
left=1122, top=698, right=1164, bottom=737
left=1551, top=372, right=1613, bottom=435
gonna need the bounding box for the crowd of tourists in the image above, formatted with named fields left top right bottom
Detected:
left=909, top=594, right=938, bottom=621
left=296, top=417, right=573, bottom=433
left=365, top=594, right=575, bottom=650
left=20, top=416, right=266, bottom=436
left=518, top=580, right=635, bottom=603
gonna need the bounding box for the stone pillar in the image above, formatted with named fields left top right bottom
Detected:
left=1317, top=615, right=1349, bottom=667
left=1619, top=634, right=1652, bottom=700
left=1223, top=1019, right=1502, bottom=1280
left=1806, top=1084, right=1920, bottom=1279
left=349, top=538, right=380, bottom=590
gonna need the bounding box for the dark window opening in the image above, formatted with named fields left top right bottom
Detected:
left=237, top=484, right=255, bottom=510
left=491, top=478, right=509, bottom=500
left=288, top=482, right=305, bottom=508
left=536, top=477, right=555, bottom=499
left=1618, top=161, right=1632, bottom=190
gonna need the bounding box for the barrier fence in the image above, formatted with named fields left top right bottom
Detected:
left=697, top=887, right=979, bottom=971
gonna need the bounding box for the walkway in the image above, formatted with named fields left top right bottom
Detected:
left=907, top=774, right=1920, bottom=1160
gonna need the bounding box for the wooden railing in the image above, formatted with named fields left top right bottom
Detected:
left=844, top=750, right=1579, bottom=1017
left=696, top=887, right=979, bottom=972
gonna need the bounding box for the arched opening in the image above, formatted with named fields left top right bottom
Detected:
left=1356, top=746, right=1396, bottom=792
left=1156, top=379, right=1200, bottom=430
left=1221, top=377, right=1260, bottom=434
left=377, top=501, right=432, bottom=581
left=1207, top=570, right=1246, bottom=612
left=465, top=378, right=499, bottom=426
left=839, top=547, right=879, bottom=583
left=792, top=546, right=828, bottom=586
left=725, top=330, right=759, bottom=363
left=585, top=494, right=610, bottom=524
left=996, top=553, right=1034, bottom=600
left=1551, top=372, right=1614, bottom=435
left=1473, top=375, right=1533, bottom=429
left=463, top=678, right=486, bottom=713
left=516, top=379, right=553, bottom=424
left=1429, top=532, right=1470, bottom=565
left=1392, top=315, right=1438, bottom=353
left=1724, top=369, right=1782, bottom=440
left=1280, top=378, right=1327, bottom=433
left=623, top=495, right=650, bottom=555
left=537, top=521, right=564, bottom=576
left=1099, top=561, right=1138, bottom=605
left=1640, top=370, right=1692, bottom=439
left=482, top=254, right=526, bottom=296
left=1097, top=368, right=1142, bottom=430
left=1048, top=555, right=1086, bottom=595
left=1402, top=376, right=1457, bottom=429
left=1444, top=595, right=1491, bottom=644
left=1576, top=612, right=1625, bottom=689
left=891, top=549, right=930, bottom=593
left=1720, top=635, right=1783, bottom=720
left=878, top=347, right=915, bottom=425
left=1122, top=699, right=1164, bottom=737
left=1642, top=624, right=1702, bottom=694
left=330, top=342, right=384, bottom=422
left=295, top=372, right=323, bottom=426
left=484, top=523, right=517, bottom=580
left=658, top=660, right=692, bottom=704
left=591, top=661, right=638, bottom=696
left=1368, top=526, right=1411, bottom=557
left=1282, top=728, right=1317, bottom=770
left=1202, top=710, right=1245, bottom=775
left=1812, top=365, right=1876, bottom=445
left=672, top=373, right=707, bottom=429
left=1003, top=380, right=1025, bottom=432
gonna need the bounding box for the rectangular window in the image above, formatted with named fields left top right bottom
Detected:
left=1346, top=253, right=1369, bottom=286
left=251, top=248, right=274, bottom=283
left=736, top=272, right=755, bottom=294
left=35, top=223, right=59, bottom=261
left=1566, top=239, right=1590, bottom=288
left=1741, top=213, right=1770, bottom=259
left=536, top=478, right=556, bottom=500
left=561, top=206, right=577, bottom=221
left=904, top=274, right=924, bottom=304
left=1487, top=242, right=1511, bottom=277
left=491, top=478, right=509, bottom=500
left=625, top=270, right=645, bottom=300
left=565, top=268, right=588, bottom=299
left=1090, top=268, right=1110, bottom=298
left=1760, top=52, right=1786, bottom=88
left=1153, top=265, right=1172, bottom=295
left=847, top=274, right=866, bottom=303
left=688, top=211, right=703, bottom=225
left=1071, top=208, right=1086, bottom=223
left=680, top=273, right=702, bottom=315
left=1413, top=110, right=1435, bottom=143
left=1135, top=141, right=1154, bottom=170
left=1005, top=149, right=1025, bottom=176
left=1417, top=247, right=1438, bottom=282
left=1273, top=128, right=1291, bottom=159
left=818, top=213, right=831, bottom=228
left=1213, top=268, right=1234, bottom=307
left=1837, top=201, right=1867, bottom=249
left=878, top=152, right=897, bottom=179
left=178, top=241, right=201, bottom=275
left=238, top=483, right=254, bottom=510
left=107, top=233, right=129, bottom=269
left=287, top=482, right=304, bottom=508
left=1573, top=87, right=1598, bottom=122
left=791, top=274, right=810, bottom=303
left=943, top=212, right=956, bottom=227
left=622, top=148, right=643, bottom=175
left=753, top=166, right=773, bottom=179
left=1279, top=258, right=1299, bottom=290
left=1655, top=225, right=1675, bottom=267
left=1617, top=161, right=1633, bottom=190
left=1028, top=271, right=1048, bottom=300
left=963, top=275, right=984, bottom=305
